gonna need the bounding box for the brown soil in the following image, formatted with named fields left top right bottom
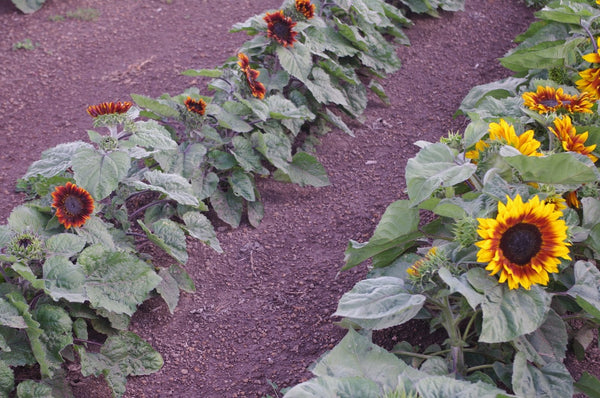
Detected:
left=1, top=0, right=598, bottom=397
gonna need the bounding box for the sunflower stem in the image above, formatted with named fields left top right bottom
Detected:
left=128, top=199, right=171, bottom=219
left=466, top=364, right=495, bottom=373
left=390, top=350, right=435, bottom=360
left=439, top=296, right=465, bottom=376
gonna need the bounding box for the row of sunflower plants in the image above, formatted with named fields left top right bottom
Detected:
left=282, top=0, right=600, bottom=397
left=0, top=0, right=465, bottom=396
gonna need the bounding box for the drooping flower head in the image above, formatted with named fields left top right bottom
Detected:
left=237, top=53, right=266, bottom=99
left=295, top=0, right=315, bottom=19
left=264, top=10, right=297, bottom=47
left=407, top=247, right=444, bottom=280
left=564, top=190, right=581, bottom=209
left=476, top=195, right=571, bottom=290
left=51, top=182, right=95, bottom=229
left=548, top=115, right=598, bottom=162
left=522, top=86, right=594, bottom=114
left=582, top=37, right=600, bottom=64
left=466, top=119, right=542, bottom=161
left=184, top=97, right=207, bottom=115
left=86, top=101, right=132, bottom=118
left=576, top=67, right=600, bottom=100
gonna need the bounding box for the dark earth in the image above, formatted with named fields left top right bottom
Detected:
left=1, top=0, right=599, bottom=397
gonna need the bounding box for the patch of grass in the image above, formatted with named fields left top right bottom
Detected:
left=48, top=14, right=65, bottom=22
left=49, top=7, right=100, bottom=22
left=12, top=38, right=37, bottom=51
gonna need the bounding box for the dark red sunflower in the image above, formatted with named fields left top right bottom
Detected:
left=51, top=182, right=95, bottom=229
left=264, top=10, right=297, bottom=47
left=86, top=101, right=132, bottom=118
left=184, top=97, right=207, bottom=115
left=237, top=53, right=266, bottom=99
left=295, top=0, right=315, bottom=19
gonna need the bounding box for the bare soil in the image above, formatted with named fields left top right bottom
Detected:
left=1, top=0, right=598, bottom=397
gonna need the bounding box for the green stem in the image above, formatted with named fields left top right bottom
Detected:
left=462, top=310, right=480, bottom=342
left=440, top=296, right=465, bottom=375
left=390, top=350, right=435, bottom=360
left=467, top=364, right=495, bottom=373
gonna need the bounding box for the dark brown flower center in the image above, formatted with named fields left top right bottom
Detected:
left=499, top=223, right=542, bottom=265
left=273, top=22, right=291, bottom=41
left=64, top=195, right=84, bottom=216
left=18, top=238, right=32, bottom=249
left=540, top=99, right=559, bottom=107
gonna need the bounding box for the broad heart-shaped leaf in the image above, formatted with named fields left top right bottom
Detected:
left=303, top=67, right=348, bottom=106
left=43, top=256, right=87, bottom=303
left=344, top=200, right=420, bottom=270
left=228, top=170, right=256, bottom=201
left=11, top=0, right=46, bottom=14
left=500, top=37, right=585, bottom=73
left=156, top=268, right=179, bottom=314
left=7, top=205, right=49, bottom=234
left=513, top=309, right=567, bottom=366
left=127, top=120, right=177, bottom=151
left=72, top=148, right=130, bottom=201
left=181, top=211, right=222, bottom=253
left=210, top=188, right=243, bottom=228
left=457, top=77, right=527, bottom=116
left=276, top=42, right=312, bottom=81
left=512, top=352, right=573, bottom=398
left=264, top=94, right=315, bottom=121
left=567, top=261, right=600, bottom=322
left=0, top=360, right=14, bottom=397
left=0, top=298, right=27, bottom=329
left=31, top=304, right=72, bottom=372
left=138, top=219, right=188, bottom=264
left=479, top=283, right=551, bottom=343
left=283, top=375, right=380, bottom=398
left=311, top=328, right=408, bottom=391
left=153, top=142, right=207, bottom=178
left=275, top=152, right=330, bottom=188
left=167, top=264, right=195, bottom=293
left=77, top=331, right=163, bottom=398
left=0, top=326, right=36, bottom=367
left=130, top=93, right=179, bottom=118
left=15, top=380, right=53, bottom=398
left=252, top=131, right=292, bottom=171
left=206, top=104, right=252, bottom=133
left=127, top=170, right=199, bottom=207
left=406, top=143, right=476, bottom=205
left=23, top=141, right=93, bottom=179
left=415, top=375, right=514, bottom=398
left=231, top=136, right=268, bottom=175
left=333, top=277, right=425, bottom=330
left=77, top=245, right=162, bottom=315
left=438, top=268, right=484, bottom=310
left=503, top=152, right=599, bottom=185
left=45, top=233, right=87, bottom=257
left=247, top=199, right=264, bottom=228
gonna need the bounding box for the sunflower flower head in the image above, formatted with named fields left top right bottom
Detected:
left=264, top=10, right=297, bottom=47
left=86, top=101, right=133, bottom=128
left=564, top=190, right=581, bottom=209
left=576, top=67, right=600, bottom=100
left=184, top=97, right=207, bottom=116
left=522, top=86, right=594, bottom=114
left=237, top=53, right=266, bottom=99
left=51, top=182, right=95, bottom=229
left=7, top=232, right=45, bottom=262
left=466, top=119, right=542, bottom=161
left=476, top=195, right=571, bottom=290
left=548, top=115, right=598, bottom=162
left=295, top=0, right=315, bottom=19
left=582, top=37, right=600, bottom=64
left=407, top=247, right=448, bottom=283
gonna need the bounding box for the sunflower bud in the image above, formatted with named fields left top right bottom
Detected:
left=99, top=136, right=119, bottom=152
left=453, top=217, right=478, bottom=248
left=7, top=232, right=45, bottom=262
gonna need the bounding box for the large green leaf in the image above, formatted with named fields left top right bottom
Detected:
left=567, top=261, right=600, bottom=322
left=138, top=219, right=188, bottom=264
left=45, top=234, right=87, bottom=257
left=210, top=188, right=243, bottom=228
left=511, top=352, right=573, bottom=398
left=228, top=170, right=256, bottom=201
left=32, top=305, right=72, bottom=371
left=77, top=245, right=161, bottom=315
left=283, top=375, right=380, bottom=398
left=0, top=360, right=14, bottom=398
left=77, top=332, right=163, bottom=398
left=0, top=298, right=27, bottom=329
left=535, top=2, right=595, bottom=25
left=43, top=256, right=87, bottom=303
left=414, top=376, right=512, bottom=398
left=231, top=136, right=268, bottom=174
left=513, top=309, right=567, bottom=366
left=156, top=268, right=180, bottom=314
left=438, top=268, right=484, bottom=310
left=11, top=0, right=46, bottom=14
left=128, top=170, right=199, bottom=207
left=276, top=42, right=313, bottom=81
left=206, top=104, right=252, bottom=133
left=15, top=380, right=53, bottom=398
left=503, top=152, right=599, bottom=185
left=500, top=38, right=586, bottom=73
left=181, top=211, right=222, bottom=253
left=0, top=327, right=36, bottom=367
left=128, top=120, right=177, bottom=151
left=7, top=206, right=48, bottom=234
left=575, top=372, right=600, bottom=398
left=23, top=141, right=93, bottom=179
left=333, top=277, right=425, bottom=330
left=72, top=148, right=130, bottom=201
left=252, top=132, right=292, bottom=171
left=275, top=152, right=330, bottom=188
left=406, top=143, right=476, bottom=205
left=304, top=68, right=348, bottom=106
left=130, top=94, right=179, bottom=118
left=344, top=200, right=420, bottom=270
left=457, top=78, right=526, bottom=116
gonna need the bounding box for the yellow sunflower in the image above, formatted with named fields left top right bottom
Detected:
left=564, top=190, right=581, bottom=209
left=476, top=195, right=571, bottom=290
left=295, top=0, right=315, bottom=19
left=184, top=97, right=207, bottom=115
left=548, top=115, right=598, bottom=162
left=522, top=86, right=594, bottom=114
left=576, top=67, right=600, bottom=100
left=582, top=37, right=600, bottom=64
left=407, top=247, right=437, bottom=278
left=466, top=119, right=542, bottom=161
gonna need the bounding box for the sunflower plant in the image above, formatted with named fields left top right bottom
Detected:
left=284, top=1, right=600, bottom=397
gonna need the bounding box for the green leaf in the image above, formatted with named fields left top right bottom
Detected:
left=438, top=268, right=484, bottom=309
left=32, top=304, right=73, bottom=370
left=276, top=42, right=313, bottom=81
left=23, top=141, right=93, bottom=179
left=7, top=206, right=48, bottom=234
left=304, top=67, right=348, bottom=106
left=512, top=352, right=573, bottom=398
left=138, top=219, right=188, bottom=264
left=156, top=268, right=180, bottom=314
left=311, top=328, right=408, bottom=390
left=78, top=245, right=162, bottom=315
left=333, top=276, right=425, bottom=330
left=10, top=263, right=43, bottom=290
left=167, top=264, right=195, bottom=293
left=406, top=143, right=476, bottom=205
left=181, top=211, right=222, bottom=253
left=513, top=309, right=567, bottom=366
left=45, top=233, right=87, bottom=257
left=77, top=331, right=163, bottom=398
left=131, top=94, right=179, bottom=118
left=457, top=77, right=526, bottom=116
left=283, top=375, right=380, bottom=398
left=567, top=261, right=600, bottom=322
left=72, top=148, right=130, bottom=200
left=0, top=298, right=27, bottom=329
left=368, top=80, right=390, bottom=105
left=43, top=256, right=87, bottom=303
left=415, top=375, right=513, bottom=398
left=15, top=380, right=53, bottom=398
left=229, top=170, right=256, bottom=201
left=128, top=170, right=199, bottom=207
left=276, top=152, right=330, bottom=188
left=210, top=188, right=243, bottom=228
left=322, top=109, right=354, bottom=137
left=344, top=200, right=420, bottom=270
left=252, top=132, right=292, bottom=171
left=206, top=104, right=252, bottom=133
left=503, top=152, right=599, bottom=185
left=0, top=327, right=36, bottom=367
left=11, top=0, right=46, bottom=14
left=500, top=38, right=586, bottom=73
left=181, top=68, right=222, bottom=78
left=231, top=136, right=268, bottom=174
left=76, top=217, right=118, bottom=250
left=479, top=284, right=551, bottom=343
left=247, top=199, right=264, bottom=228
left=0, top=360, right=14, bottom=397
left=128, top=120, right=178, bottom=151
left=575, top=372, right=600, bottom=398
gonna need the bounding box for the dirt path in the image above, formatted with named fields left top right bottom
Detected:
left=7, top=1, right=594, bottom=398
